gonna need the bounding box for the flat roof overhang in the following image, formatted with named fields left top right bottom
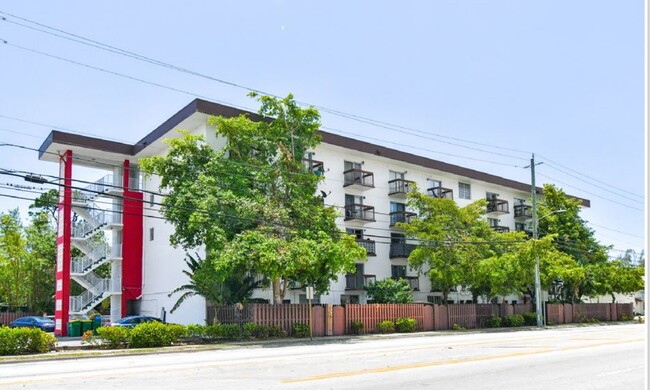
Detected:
left=37, top=98, right=591, bottom=208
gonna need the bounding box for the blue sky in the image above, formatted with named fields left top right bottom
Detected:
left=0, top=1, right=645, bottom=258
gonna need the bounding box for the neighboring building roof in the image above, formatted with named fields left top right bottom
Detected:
left=38, top=98, right=590, bottom=207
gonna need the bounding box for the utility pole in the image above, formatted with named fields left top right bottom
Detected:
left=527, top=154, right=544, bottom=327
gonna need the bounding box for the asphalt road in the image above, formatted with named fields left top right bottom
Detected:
left=1, top=324, right=645, bottom=389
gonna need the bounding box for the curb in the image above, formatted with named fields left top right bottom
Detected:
left=0, top=321, right=641, bottom=364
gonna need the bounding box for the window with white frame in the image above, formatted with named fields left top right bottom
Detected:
left=459, top=182, right=471, bottom=199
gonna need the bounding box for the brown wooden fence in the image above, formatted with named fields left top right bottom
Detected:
left=214, top=304, right=313, bottom=336
left=0, top=312, right=38, bottom=326
left=211, top=302, right=634, bottom=336
left=546, top=303, right=633, bottom=324
left=343, top=304, right=429, bottom=333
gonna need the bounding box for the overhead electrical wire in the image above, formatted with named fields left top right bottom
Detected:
left=0, top=14, right=643, bottom=237
left=0, top=10, right=533, bottom=158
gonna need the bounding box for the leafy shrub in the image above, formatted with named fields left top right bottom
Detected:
left=243, top=322, right=257, bottom=339
left=522, top=312, right=537, bottom=326
left=292, top=323, right=310, bottom=338
left=485, top=316, right=502, bottom=328
left=506, top=314, right=525, bottom=327
left=364, top=278, right=414, bottom=303
left=220, top=324, right=243, bottom=340
left=350, top=320, right=364, bottom=335
left=619, top=314, right=632, bottom=321
left=81, top=329, right=99, bottom=346
left=395, top=317, right=416, bottom=333
left=451, top=323, right=466, bottom=331
left=186, top=324, right=208, bottom=338
left=204, top=324, right=223, bottom=339
left=128, top=322, right=186, bottom=348
left=377, top=320, right=395, bottom=334
left=96, top=325, right=130, bottom=349
left=578, top=315, right=599, bottom=323
left=0, top=327, right=57, bottom=355
left=267, top=325, right=287, bottom=338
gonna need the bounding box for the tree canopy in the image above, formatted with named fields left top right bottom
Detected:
left=141, top=93, right=365, bottom=304
left=364, top=278, right=413, bottom=304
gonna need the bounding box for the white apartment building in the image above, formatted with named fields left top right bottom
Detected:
left=38, top=99, right=590, bottom=332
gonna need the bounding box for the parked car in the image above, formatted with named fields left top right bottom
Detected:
left=9, top=316, right=55, bottom=332
left=111, top=315, right=164, bottom=328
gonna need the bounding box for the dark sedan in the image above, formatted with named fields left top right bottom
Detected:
left=111, top=315, right=164, bottom=328
left=10, top=316, right=55, bottom=332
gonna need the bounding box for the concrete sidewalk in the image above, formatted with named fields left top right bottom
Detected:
left=1, top=320, right=640, bottom=365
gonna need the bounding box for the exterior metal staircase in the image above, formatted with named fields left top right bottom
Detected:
left=68, top=174, right=123, bottom=317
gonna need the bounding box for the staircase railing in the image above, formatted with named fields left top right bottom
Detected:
left=71, top=244, right=108, bottom=274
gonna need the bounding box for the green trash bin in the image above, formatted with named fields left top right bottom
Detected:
left=81, top=320, right=93, bottom=334
left=67, top=320, right=82, bottom=337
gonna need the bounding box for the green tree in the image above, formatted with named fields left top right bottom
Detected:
left=28, top=189, right=59, bottom=223
left=0, top=209, right=28, bottom=308
left=398, top=188, right=495, bottom=303
left=168, top=253, right=262, bottom=319
left=0, top=209, right=56, bottom=312
left=538, top=184, right=610, bottom=301
left=364, top=278, right=413, bottom=304
left=23, top=212, right=56, bottom=313
left=141, top=93, right=365, bottom=304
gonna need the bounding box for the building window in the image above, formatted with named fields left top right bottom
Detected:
left=487, top=218, right=499, bottom=227
left=149, top=193, right=155, bottom=207
left=515, top=222, right=525, bottom=231
left=459, top=182, right=471, bottom=199
left=391, top=265, right=407, bottom=279
left=346, top=228, right=363, bottom=239
left=149, top=227, right=154, bottom=241
left=299, top=294, right=321, bottom=304
left=341, top=294, right=360, bottom=304
left=427, top=295, right=443, bottom=304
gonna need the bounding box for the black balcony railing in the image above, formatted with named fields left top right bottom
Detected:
left=427, top=186, right=453, bottom=199
left=343, top=168, right=374, bottom=188
left=388, top=179, right=415, bottom=196
left=491, top=226, right=510, bottom=233
left=356, top=239, right=376, bottom=256
left=302, top=158, right=325, bottom=175
left=486, top=198, right=509, bottom=214
left=389, top=242, right=416, bottom=258
left=345, top=274, right=376, bottom=290
left=391, top=276, right=420, bottom=291
left=513, top=204, right=532, bottom=219
left=344, top=204, right=375, bottom=222
left=389, top=211, right=417, bottom=226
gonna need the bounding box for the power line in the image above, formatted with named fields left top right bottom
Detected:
left=541, top=160, right=643, bottom=204
left=536, top=172, right=644, bottom=212
left=0, top=10, right=533, bottom=159
left=0, top=11, right=641, bottom=208
left=537, top=154, right=644, bottom=200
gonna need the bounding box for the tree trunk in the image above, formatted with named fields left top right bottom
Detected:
left=442, top=290, right=449, bottom=305
left=272, top=278, right=283, bottom=304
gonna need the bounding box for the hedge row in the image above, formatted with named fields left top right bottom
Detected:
left=0, top=326, right=57, bottom=355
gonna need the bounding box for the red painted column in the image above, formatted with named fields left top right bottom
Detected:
left=55, top=150, right=72, bottom=336
left=120, top=160, right=143, bottom=317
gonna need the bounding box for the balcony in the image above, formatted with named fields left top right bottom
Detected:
left=389, top=242, right=416, bottom=258
left=486, top=198, right=509, bottom=215
left=427, top=185, right=453, bottom=199
left=344, top=204, right=376, bottom=222
left=514, top=204, right=532, bottom=219
left=491, top=225, right=510, bottom=233
left=389, top=211, right=417, bottom=227
left=345, top=274, right=376, bottom=290
left=356, top=239, right=376, bottom=256
left=388, top=179, right=415, bottom=197
left=343, top=168, right=374, bottom=189
left=303, top=158, right=325, bottom=175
